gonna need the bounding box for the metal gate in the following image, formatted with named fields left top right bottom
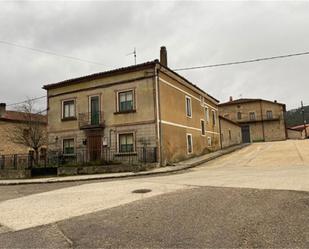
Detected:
left=241, top=125, right=251, bottom=143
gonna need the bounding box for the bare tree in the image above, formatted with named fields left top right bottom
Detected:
left=7, top=99, right=47, bottom=165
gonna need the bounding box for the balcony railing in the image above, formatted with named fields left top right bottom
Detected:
left=237, top=114, right=281, bottom=123
left=78, top=111, right=104, bottom=129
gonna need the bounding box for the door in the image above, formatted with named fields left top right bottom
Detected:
left=88, top=135, right=102, bottom=161
left=241, top=125, right=251, bottom=143
left=90, top=96, right=100, bottom=125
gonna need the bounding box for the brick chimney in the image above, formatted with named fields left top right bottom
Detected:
left=229, top=96, right=233, bottom=102
left=160, top=46, right=167, bottom=67
left=0, top=103, right=6, bottom=117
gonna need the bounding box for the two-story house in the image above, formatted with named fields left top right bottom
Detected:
left=219, top=98, right=287, bottom=143
left=43, top=47, right=221, bottom=166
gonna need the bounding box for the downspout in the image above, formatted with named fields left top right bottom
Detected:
left=154, top=65, right=162, bottom=165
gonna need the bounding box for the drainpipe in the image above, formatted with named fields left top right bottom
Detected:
left=154, top=65, right=162, bottom=165
left=219, top=117, right=223, bottom=150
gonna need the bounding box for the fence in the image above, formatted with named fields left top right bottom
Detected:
left=0, top=146, right=157, bottom=171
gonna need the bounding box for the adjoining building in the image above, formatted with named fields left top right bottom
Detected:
left=219, top=115, right=242, bottom=148
left=287, top=124, right=309, bottom=139
left=0, top=103, right=47, bottom=155
left=219, top=98, right=287, bottom=143
left=43, top=47, right=221, bottom=166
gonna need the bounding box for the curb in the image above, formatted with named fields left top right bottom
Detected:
left=0, top=143, right=249, bottom=185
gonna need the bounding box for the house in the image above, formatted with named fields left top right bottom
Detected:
left=287, top=124, right=309, bottom=139
left=219, top=115, right=242, bottom=148
left=219, top=98, right=287, bottom=143
left=0, top=103, right=47, bottom=155
left=43, top=47, right=221, bottom=166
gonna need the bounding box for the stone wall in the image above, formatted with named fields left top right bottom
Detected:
left=219, top=117, right=242, bottom=148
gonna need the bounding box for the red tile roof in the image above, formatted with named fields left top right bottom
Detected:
left=219, top=98, right=285, bottom=106
left=288, top=124, right=309, bottom=131
left=0, top=111, right=47, bottom=124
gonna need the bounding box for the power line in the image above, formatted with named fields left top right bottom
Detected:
left=7, top=96, right=46, bottom=107
left=0, top=40, right=106, bottom=66
left=173, top=51, right=309, bottom=71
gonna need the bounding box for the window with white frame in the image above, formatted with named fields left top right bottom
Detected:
left=201, top=120, right=205, bottom=136
left=186, top=134, right=193, bottom=154
left=185, top=96, right=192, bottom=117
left=63, top=138, right=75, bottom=155
left=62, top=100, right=75, bottom=119
left=212, top=110, right=217, bottom=126
left=118, top=90, right=134, bottom=112
left=205, top=107, right=209, bottom=122
left=118, top=133, right=134, bottom=153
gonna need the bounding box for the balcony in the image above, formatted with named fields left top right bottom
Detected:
left=78, top=111, right=104, bottom=130
left=237, top=114, right=281, bottom=123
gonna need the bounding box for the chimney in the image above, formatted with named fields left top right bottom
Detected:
left=160, top=46, right=167, bottom=67
left=0, top=103, right=6, bottom=117
left=229, top=96, right=233, bottom=102
left=274, top=100, right=277, bottom=103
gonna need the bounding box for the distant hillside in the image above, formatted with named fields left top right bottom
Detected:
left=285, top=105, right=309, bottom=127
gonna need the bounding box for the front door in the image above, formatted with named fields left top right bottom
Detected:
left=241, top=125, right=251, bottom=143
left=88, top=135, right=102, bottom=161
left=90, top=96, right=100, bottom=125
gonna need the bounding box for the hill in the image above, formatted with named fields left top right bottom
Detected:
left=285, top=105, right=309, bottom=127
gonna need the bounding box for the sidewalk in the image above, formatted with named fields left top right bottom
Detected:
left=0, top=143, right=249, bottom=185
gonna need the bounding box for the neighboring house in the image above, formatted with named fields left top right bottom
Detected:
left=219, top=98, right=287, bottom=143
left=287, top=124, right=309, bottom=139
left=43, top=47, right=221, bottom=166
left=0, top=103, right=47, bottom=155
left=219, top=115, right=242, bottom=148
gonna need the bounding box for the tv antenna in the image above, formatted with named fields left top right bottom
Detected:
left=126, top=47, right=136, bottom=65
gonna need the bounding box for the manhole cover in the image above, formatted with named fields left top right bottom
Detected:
left=132, top=189, right=152, bottom=194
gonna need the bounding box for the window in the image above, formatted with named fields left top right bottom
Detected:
left=205, top=107, right=209, bottom=122
left=201, top=120, right=205, bottom=136
left=118, top=133, right=134, bottom=153
left=229, top=129, right=232, bottom=140
left=266, top=110, right=273, bottom=119
left=118, top=90, right=134, bottom=112
left=207, top=137, right=212, bottom=146
left=212, top=110, right=217, bottom=126
left=62, top=100, right=75, bottom=119
left=237, top=112, right=242, bottom=120
left=185, top=96, right=192, bottom=117
left=63, top=139, right=75, bottom=155
left=186, top=134, right=193, bottom=154
left=249, top=112, right=256, bottom=121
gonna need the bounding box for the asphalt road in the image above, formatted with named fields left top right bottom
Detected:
left=1, top=186, right=308, bottom=248
left=0, top=140, right=309, bottom=248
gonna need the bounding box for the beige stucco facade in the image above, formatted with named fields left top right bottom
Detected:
left=219, top=116, right=242, bottom=148
left=44, top=61, right=221, bottom=166
left=219, top=99, right=287, bottom=143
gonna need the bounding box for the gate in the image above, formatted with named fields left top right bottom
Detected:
left=241, top=125, right=251, bottom=143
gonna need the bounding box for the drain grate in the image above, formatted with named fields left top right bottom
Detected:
left=132, top=189, right=152, bottom=194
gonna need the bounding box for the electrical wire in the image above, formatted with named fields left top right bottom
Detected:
left=173, top=51, right=309, bottom=71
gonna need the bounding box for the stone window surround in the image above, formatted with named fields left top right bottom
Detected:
left=61, top=98, right=77, bottom=121
left=185, top=95, right=192, bottom=118
left=186, top=133, right=193, bottom=154
left=115, top=87, right=136, bottom=114
left=116, top=130, right=137, bottom=154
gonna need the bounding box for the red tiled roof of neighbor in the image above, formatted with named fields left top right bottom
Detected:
left=219, top=98, right=285, bottom=106
left=288, top=124, right=309, bottom=131
left=42, top=60, right=219, bottom=103
left=0, top=111, right=47, bottom=124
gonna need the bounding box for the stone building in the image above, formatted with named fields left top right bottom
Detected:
left=0, top=103, right=47, bottom=155
left=219, top=98, right=287, bottom=143
left=43, top=47, right=221, bottom=166
left=287, top=124, right=309, bottom=139
left=219, top=116, right=242, bottom=148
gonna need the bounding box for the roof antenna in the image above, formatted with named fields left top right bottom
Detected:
left=126, top=47, right=136, bottom=65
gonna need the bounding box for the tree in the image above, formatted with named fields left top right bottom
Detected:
left=7, top=99, right=47, bottom=165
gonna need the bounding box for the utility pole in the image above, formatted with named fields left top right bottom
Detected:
left=301, top=100, right=307, bottom=138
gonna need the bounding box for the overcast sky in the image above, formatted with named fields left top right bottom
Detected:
left=1, top=1, right=309, bottom=110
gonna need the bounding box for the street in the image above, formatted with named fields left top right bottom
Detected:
left=0, top=140, right=309, bottom=248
